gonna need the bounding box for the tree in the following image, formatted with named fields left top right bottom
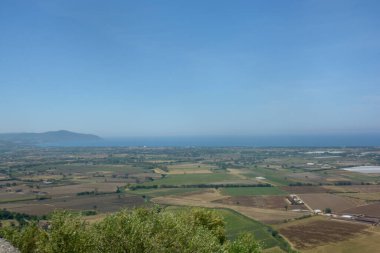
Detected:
left=224, top=233, right=261, bottom=253
left=0, top=207, right=262, bottom=253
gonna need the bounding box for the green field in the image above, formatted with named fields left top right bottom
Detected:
left=245, top=167, right=292, bottom=186
left=220, top=187, right=287, bottom=196
left=129, top=187, right=202, bottom=197
left=218, top=209, right=290, bottom=251
left=143, top=172, right=239, bottom=186
left=165, top=206, right=290, bottom=252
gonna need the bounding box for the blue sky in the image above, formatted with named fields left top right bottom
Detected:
left=1, top=0, right=380, bottom=137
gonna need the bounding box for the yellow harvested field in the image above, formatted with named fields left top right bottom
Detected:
left=178, top=189, right=227, bottom=202
left=227, top=168, right=249, bottom=179
left=154, top=168, right=212, bottom=175
left=153, top=168, right=167, bottom=174
left=325, top=177, right=350, bottom=182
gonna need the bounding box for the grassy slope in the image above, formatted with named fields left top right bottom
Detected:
left=166, top=206, right=291, bottom=252
left=219, top=208, right=292, bottom=252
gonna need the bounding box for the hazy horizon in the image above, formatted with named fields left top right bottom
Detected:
left=1, top=1, right=380, bottom=137
left=2, top=129, right=380, bottom=138
left=2, top=129, right=380, bottom=147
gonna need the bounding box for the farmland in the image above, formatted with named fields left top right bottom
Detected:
left=207, top=209, right=292, bottom=251
left=220, top=186, right=286, bottom=196
left=142, top=172, right=241, bottom=186
left=277, top=216, right=372, bottom=250
left=152, top=192, right=307, bottom=224
left=214, top=196, right=308, bottom=211
left=303, top=226, right=380, bottom=253
left=298, top=193, right=364, bottom=212
left=1, top=146, right=380, bottom=252
left=340, top=202, right=380, bottom=218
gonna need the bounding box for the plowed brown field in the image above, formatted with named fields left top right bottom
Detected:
left=279, top=219, right=368, bottom=249
left=299, top=193, right=363, bottom=212
left=341, top=202, right=380, bottom=218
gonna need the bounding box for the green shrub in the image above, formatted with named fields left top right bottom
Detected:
left=224, top=233, right=261, bottom=253
left=1, top=207, right=262, bottom=253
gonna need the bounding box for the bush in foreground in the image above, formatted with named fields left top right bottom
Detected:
left=0, top=207, right=261, bottom=253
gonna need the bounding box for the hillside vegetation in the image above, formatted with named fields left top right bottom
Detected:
left=0, top=207, right=261, bottom=253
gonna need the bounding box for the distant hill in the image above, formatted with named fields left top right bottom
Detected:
left=0, top=130, right=102, bottom=145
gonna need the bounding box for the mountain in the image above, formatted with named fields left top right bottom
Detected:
left=0, top=130, right=102, bottom=144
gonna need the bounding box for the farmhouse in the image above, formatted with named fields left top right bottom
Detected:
left=288, top=194, right=304, bottom=205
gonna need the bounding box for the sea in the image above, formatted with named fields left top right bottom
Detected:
left=40, top=134, right=380, bottom=147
